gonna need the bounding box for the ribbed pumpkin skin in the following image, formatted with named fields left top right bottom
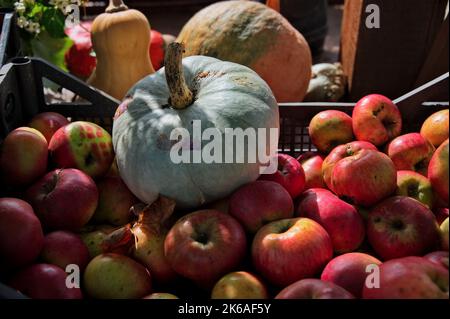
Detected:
left=88, top=9, right=155, bottom=100
left=112, top=56, right=279, bottom=209
left=177, top=0, right=312, bottom=103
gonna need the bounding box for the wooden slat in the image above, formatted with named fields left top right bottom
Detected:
left=340, top=0, right=363, bottom=94
left=414, top=15, right=449, bottom=92
left=340, top=0, right=448, bottom=101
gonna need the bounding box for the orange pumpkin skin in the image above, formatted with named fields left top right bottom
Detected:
left=177, top=0, right=312, bottom=102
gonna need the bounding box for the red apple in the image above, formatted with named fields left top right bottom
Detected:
left=83, top=253, right=152, bottom=299
left=65, top=21, right=95, bottom=79
left=49, top=121, right=114, bottom=178
left=150, top=29, right=165, bottom=71
left=321, top=252, right=382, bottom=298
left=275, top=279, right=354, bottom=299
left=9, top=263, right=83, bottom=299
left=362, top=256, right=448, bottom=299
left=322, top=141, right=377, bottom=190
left=41, top=231, right=90, bottom=271
left=259, top=154, right=305, bottom=198
left=26, top=168, right=98, bottom=231
left=420, top=109, right=449, bottom=148
left=297, top=152, right=326, bottom=189
left=441, top=217, right=449, bottom=251
left=28, top=112, right=69, bottom=143
left=0, top=127, right=48, bottom=187
left=0, top=198, right=44, bottom=270
left=352, top=94, right=402, bottom=147
left=164, top=210, right=247, bottom=287
left=296, top=188, right=365, bottom=253
left=434, top=208, right=449, bottom=225
left=396, top=170, right=434, bottom=208
left=428, top=139, right=449, bottom=206
left=211, top=271, right=269, bottom=299
left=367, top=196, right=441, bottom=260
left=387, top=133, right=435, bottom=175
left=65, top=39, right=96, bottom=80
left=252, top=217, right=333, bottom=287
left=308, top=110, right=354, bottom=154
left=91, top=176, right=138, bottom=226
left=229, top=181, right=294, bottom=233
left=330, top=149, right=397, bottom=207
left=424, top=251, right=449, bottom=270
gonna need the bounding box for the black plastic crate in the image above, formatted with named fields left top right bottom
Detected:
left=0, top=57, right=448, bottom=153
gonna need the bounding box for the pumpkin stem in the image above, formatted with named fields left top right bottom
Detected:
left=165, top=42, right=194, bottom=109
left=106, top=0, right=128, bottom=13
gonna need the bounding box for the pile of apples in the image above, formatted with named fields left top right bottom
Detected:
left=0, top=113, right=140, bottom=298
left=0, top=92, right=449, bottom=299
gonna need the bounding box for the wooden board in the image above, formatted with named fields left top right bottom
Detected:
left=340, top=0, right=448, bottom=101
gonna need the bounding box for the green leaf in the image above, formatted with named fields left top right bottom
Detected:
left=29, top=3, right=45, bottom=19
left=30, top=30, right=73, bottom=72
left=42, top=7, right=66, bottom=38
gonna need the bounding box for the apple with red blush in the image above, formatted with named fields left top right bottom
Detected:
left=275, top=279, right=354, bottom=299
left=40, top=230, right=90, bottom=271
left=297, top=152, right=326, bottom=189
left=28, top=112, right=69, bottom=143
left=49, top=121, right=114, bottom=178
left=362, top=256, right=448, bottom=299
left=387, top=133, right=435, bottom=176
left=259, top=153, right=305, bottom=198
left=26, top=168, right=98, bottom=231
left=0, top=127, right=48, bottom=187
left=308, top=110, right=354, bottom=154
left=296, top=188, right=365, bottom=253
left=352, top=94, right=402, bottom=147
left=367, top=196, right=441, bottom=260
left=321, top=252, right=382, bottom=298
left=229, top=180, right=293, bottom=233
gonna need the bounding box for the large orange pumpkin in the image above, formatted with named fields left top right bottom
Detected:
left=177, top=0, right=312, bottom=102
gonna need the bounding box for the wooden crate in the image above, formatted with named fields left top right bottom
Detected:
left=340, top=0, right=448, bottom=101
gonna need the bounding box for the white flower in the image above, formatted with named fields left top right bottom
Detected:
left=14, top=1, right=26, bottom=14
left=49, top=0, right=71, bottom=13
left=25, top=21, right=40, bottom=34
left=16, top=15, right=29, bottom=29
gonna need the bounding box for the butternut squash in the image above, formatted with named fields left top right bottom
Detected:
left=88, top=0, right=155, bottom=100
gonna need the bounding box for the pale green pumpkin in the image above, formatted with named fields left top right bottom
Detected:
left=112, top=43, right=279, bottom=209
